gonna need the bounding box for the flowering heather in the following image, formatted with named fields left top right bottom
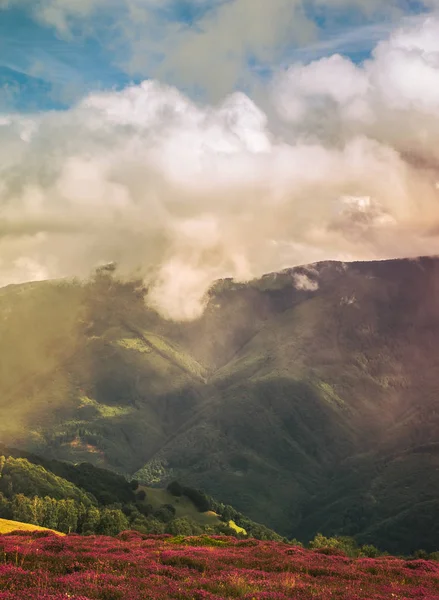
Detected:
left=0, top=531, right=439, bottom=599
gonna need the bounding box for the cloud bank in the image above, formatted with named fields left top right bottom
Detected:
left=2, top=15, right=439, bottom=319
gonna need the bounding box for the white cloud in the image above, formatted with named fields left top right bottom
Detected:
left=293, top=272, right=319, bottom=291
left=275, top=53, right=371, bottom=121
left=273, top=16, right=439, bottom=163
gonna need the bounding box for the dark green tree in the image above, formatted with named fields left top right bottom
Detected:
left=153, top=504, right=176, bottom=523
left=42, top=497, right=59, bottom=530
left=166, top=517, right=201, bottom=536
left=167, top=481, right=183, bottom=497
left=182, top=487, right=210, bottom=512
left=0, top=492, right=11, bottom=519
left=142, top=517, right=166, bottom=534
left=12, top=494, right=34, bottom=524
left=136, top=490, right=146, bottom=502
left=81, top=506, right=101, bottom=535
left=98, top=508, right=129, bottom=536
left=57, top=499, right=79, bottom=534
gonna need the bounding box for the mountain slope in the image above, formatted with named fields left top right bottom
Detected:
left=2, top=258, right=439, bottom=552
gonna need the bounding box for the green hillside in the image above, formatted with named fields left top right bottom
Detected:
left=2, top=259, right=439, bottom=552
left=0, top=446, right=280, bottom=540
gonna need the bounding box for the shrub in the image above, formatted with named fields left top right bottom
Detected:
left=361, top=544, right=381, bottom=558
left=181, top=487, right=210, bottom=512
left=136, top=490, right=146, bottom=502
left=153, top=505, right=176, bottom=524
left=309, top=533, right=359, bottom=557
left=98, top=508, right=129, bottom=536
left=165, top=517, right=202, bottom=536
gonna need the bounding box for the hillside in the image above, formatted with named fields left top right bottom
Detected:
left=0, top=446, right=280, bottom=540
left=2, top=258, right=439, bottom=552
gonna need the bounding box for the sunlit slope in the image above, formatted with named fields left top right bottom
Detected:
left=0, top=518, right=62, bottom=535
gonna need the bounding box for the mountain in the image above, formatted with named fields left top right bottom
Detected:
left=2, top=257, right=439, bottom=553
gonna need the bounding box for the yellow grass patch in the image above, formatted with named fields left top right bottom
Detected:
left=0, top=518, right=63, bottom=536
left=228, top=520, right=247, bottom=535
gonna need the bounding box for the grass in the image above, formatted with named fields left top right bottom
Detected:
left=79, top=395, right=134, bottom=418
left=142, top=332, right=208, bottom=381
left=0, top=518, right=63, bottom=536
left=116, top=337, right=152, bottom=354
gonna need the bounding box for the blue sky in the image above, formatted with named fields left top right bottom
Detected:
left=0, top=7, right=133, bottom=111
left=0, top=0, right=432, bottom=112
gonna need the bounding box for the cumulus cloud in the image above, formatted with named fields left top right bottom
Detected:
left=3, top=16, right=439, bottom=319
left=123, top=0, right=317, bottom=100
left=274, top=17, right=439, bottom=134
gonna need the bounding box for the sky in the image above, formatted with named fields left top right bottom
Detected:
left=2, top=0, right=439, bottom=320
left=0, top=0, right=429, bottom=110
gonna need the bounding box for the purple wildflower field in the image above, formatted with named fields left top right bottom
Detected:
left=0, top=530, right=439, bottom=599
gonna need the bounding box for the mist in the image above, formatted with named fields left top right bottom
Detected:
left=2, top=15, right=439, bottom=320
